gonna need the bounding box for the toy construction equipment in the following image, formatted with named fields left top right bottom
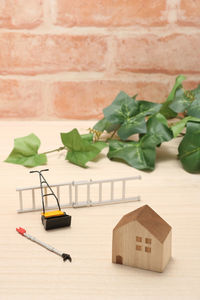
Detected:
left=17, top=175, right=141, bottom=213
left=16, top=227, right=72, bottom=262
left=30, top=169, right=71, bottom=230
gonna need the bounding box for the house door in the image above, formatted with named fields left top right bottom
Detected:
left=116, top=255, right=123, bottom=264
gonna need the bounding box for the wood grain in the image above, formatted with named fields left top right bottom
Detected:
left=0, top=121, right=200, bottom=300
left=112, top=205, right=172, bottom=272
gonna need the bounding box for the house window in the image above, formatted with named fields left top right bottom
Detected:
left=145, top=238, right=152, bottom=244
left=136, top=236, right=142, bottom=242
left=136, top=245, right=142, bottom=251
left=145, top=247, right=151, bottom=253
left=135, top=236, right=152, bottom=253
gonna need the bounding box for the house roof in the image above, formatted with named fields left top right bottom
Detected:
left=113, top=205, right=171, bottom=243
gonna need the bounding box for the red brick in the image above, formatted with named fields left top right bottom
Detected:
left=55, top=0, right=167, bottom=27
left=178, top=0, right=200, bottom=26
left=52, top=80, right=170, bottom=119
left=0, top=33, right=107, bottom=75
left=183, top=80, right=200, bottom=91
left=0, top=0, right=43, bottom=29
left=115, top=34, right=200, bottom=75
left=0, top=80, right=44, bottom=118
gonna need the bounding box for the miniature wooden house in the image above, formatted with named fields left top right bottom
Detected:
left=112, top=205, right=172, bottom=272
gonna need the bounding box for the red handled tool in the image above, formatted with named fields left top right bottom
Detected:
left=16, top=227, right=72, bottom=262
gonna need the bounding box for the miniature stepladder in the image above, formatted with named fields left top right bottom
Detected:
left=30, top=169, right=71, bottom=230
left=112, top=205, right=172, bottom=272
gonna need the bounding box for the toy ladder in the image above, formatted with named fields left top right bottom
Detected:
left=17, top=175, right=141, bottom=213
left=30, top=169, right=61, bottom=214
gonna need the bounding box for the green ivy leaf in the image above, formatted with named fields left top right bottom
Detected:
left=93, top=117, right=119, bottom=133
left=183, top=121, right=200, bottom=135
left=138, top=100, right=162, bottom=115
left=146, top=113, right=173, bottom=145
left=103, top=91, right=139, bottom=124
left=81, top=132, right=107, bottom=151
left=191, top=84, right=200, bottom=98
left=160, top=75, right=186, bottom=119
left=178, top=122, right=200, bottom=173
left=5, top=133, right=47, bottom=167
left=102, top=91, right=161, bottom=140
left=81, top=133, right=93, bottom=142
left=117, top=101, right=161, bottom=140
left=171, top=116, right=200, bottom=137
left=185, top=85, right=200, bottom=117
left=117, top=115, right=146, bottom=140
left=61, top=129, right=107, bottom=167
left=169, top=84, right=200, bottom=115
left=169, top=88, right=191, bottom=113
left=187, top=98, right=200, bottom=118
left=107, top=134, right=157, bottom=170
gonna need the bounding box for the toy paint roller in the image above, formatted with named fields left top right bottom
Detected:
left=16, top=227, right=72, bottom=262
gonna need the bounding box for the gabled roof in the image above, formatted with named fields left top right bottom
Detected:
left=113, top=205, right=171, bottom=243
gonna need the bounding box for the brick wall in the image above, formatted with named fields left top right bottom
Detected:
left=0, top=0, right=199, bottom=120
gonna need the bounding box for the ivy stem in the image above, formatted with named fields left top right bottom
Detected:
left=108, top=124, right=122, bottom=141
left=110, top=129, right=118, bottom=139
left=41, top=146, right=67, bottom=155
left=106, top=128, right=118, bottom=142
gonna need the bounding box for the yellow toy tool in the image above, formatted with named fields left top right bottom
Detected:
left=30, top=169, right=71, bottom=230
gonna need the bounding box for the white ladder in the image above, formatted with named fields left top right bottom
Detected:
left=17, top=176, right=141, bottom=213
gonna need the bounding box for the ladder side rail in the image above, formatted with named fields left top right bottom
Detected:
left=69, top=184, right=72, bottom=205
left=18, top=202, right=74, bottom=213
left=99, top=182, right=102, bottom=203
left=122, top=179, right=126, bottom=200
left=89, top=176, right=141, bottom=185
left=16, top=180, right=74, bottom=191
left=72, top=180, right=91, bottom=186
left=110, top=181, right=114, bottom=201
left=72, top=196, right=140, bottom=208
left=19, top=190, right=23, bottom=211
left=87, top=183, right=90, bottom=205
left=32, top=189, right=36, bottom=209
left=17, top=185, right=44, bottom=192
left=74, top=184, right=78, bottom=206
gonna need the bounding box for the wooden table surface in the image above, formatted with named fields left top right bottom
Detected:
left=1, top=121, right=200, bottom=300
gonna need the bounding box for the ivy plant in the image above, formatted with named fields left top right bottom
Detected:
left=5, top=75, right=200, bottom=173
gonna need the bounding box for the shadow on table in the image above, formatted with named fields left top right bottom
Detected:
left=92, top=153, right=106, bottom=162
left=156, top=144, right=177, bottom=163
